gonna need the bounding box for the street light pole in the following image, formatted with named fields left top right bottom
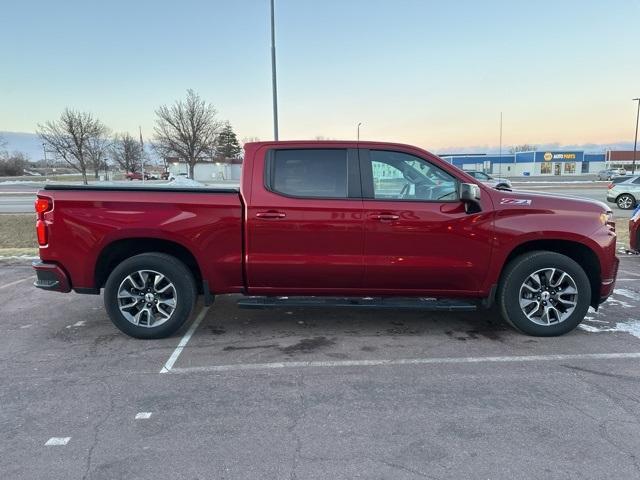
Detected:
left=42, top=143, right=48, bottom=175
left=632, top=98, right=639, bottom=175
left=270, top=0, right=279, bottom=141
left=498, top=112, right=503, bottom=178
left=357, top=122, right=362, bottom=141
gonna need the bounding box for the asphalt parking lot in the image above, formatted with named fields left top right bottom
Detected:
left=1, top=256, right=639, bottom=479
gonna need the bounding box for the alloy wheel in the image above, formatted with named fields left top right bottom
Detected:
left=117, top=270, right=177, bottom=327
left=518, top=268, right=578, bottom=326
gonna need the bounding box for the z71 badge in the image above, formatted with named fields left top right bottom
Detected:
left=500, top=198, right=532, bottom=206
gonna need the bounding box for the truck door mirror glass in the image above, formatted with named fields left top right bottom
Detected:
left=459, top=183, right=481, bottom=211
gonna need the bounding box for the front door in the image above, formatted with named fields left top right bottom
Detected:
left=246, top=147, right=364, bottom=294
left=360, top=148, right=494, bottom=294
left=554, top=163, right=561, bottom=175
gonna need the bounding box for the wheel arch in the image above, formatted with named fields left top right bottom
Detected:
left=501, top=239, right=601, bottom=308
left=95, top=238, right=203, bottom=293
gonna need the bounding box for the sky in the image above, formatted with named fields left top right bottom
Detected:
left=1, top=0, right=639, bottom=155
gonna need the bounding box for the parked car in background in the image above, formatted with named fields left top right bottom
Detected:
left=126, top=171, right=157, bottom=181
left=630, top=205, right=640, bottom=252
left=168, top=172, right=189, bottom=181
left=598, top=168, right=627, bottom=180
left=463, top=170, right=512, bottom=189
left=126, top=171, right=145, bottom=181
left=607, top=175, right=640, bottom=209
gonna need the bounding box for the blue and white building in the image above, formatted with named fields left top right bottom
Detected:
left=440, top=150, right=607, bottom=177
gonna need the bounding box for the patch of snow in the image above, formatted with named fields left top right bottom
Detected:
left=0, top=180, right=43, bottom=185
left=614, top=289, right=640, bottom=302
left=584, top=318, right=608, bottom=324
left=578, top=320, right=640, bottom=339
left=578, top=324, right=603, bottom=333
left=65, top=320, right=86, bottom=329
left=613, top=321, right=640, bottom=339
left=164, top=177, right=206, bottom=187
left=604, top=297, right=634, bottom=309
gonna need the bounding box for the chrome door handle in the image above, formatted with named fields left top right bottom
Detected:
left=256, top=211, right=286, bottom=219
left=373, top=214, right=399, bottom=221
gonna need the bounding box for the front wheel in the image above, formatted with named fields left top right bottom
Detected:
left=104, top=253, right=197, bottom=339
left=617, top=194, right=636, bottom=210
left=497, top=251, right=591, bottom=336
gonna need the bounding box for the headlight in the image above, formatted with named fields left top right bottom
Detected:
left=600, top=211, right=615, bottom=231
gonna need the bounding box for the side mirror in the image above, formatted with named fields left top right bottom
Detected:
left=459, top=183, right=481, bottom=212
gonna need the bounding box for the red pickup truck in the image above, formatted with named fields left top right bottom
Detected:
left=33, top=141, right=619, bottom=339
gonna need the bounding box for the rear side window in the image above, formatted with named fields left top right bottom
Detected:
left=269, top=149, right=348, bottom=198
left=632, top=177, right=640, bottom=185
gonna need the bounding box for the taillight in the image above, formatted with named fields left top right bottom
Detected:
left=36, top=219, right=47, bottom=245
left=35, top=196, right=52, bottom=246
left=607, top=182, right=614, bottom=190
left=35, top=197, right=51, bottom=215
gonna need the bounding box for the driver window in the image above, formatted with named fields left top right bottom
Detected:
left=370, top=150, right=458, bottom=201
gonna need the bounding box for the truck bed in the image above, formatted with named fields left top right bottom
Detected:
left=38, top=184, right=245, bottom=293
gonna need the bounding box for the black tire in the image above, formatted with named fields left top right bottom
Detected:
left=616, top=194, right=636, bottom=210
left=104, top=253, right=197, bottom=339
left=497, top=251, right=591, bottom=336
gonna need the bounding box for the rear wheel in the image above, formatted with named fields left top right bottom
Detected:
left=497, top=251, right=591, bottom=336
left=104, top=253, right=197, bottom=339
left=616, top=194, right=636, bottom=210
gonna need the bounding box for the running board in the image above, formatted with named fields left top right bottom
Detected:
left=237, top=296, right=477, bottom=311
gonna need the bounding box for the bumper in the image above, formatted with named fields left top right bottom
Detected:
left=33, top=261, right=71, bottom=293
left=598, top=255, right=619, bottom=304
left=606, top=195, right=616, bottom=203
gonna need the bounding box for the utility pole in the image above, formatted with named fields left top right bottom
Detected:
left=270, top=0, right=279, bottom=140
left=633, top=98, right=639, bottom=175
left=42, top=143, right=48, bottom=175
left=498, top=112, right=503, bottom=178
left=139, top=126, right=145, bottom=183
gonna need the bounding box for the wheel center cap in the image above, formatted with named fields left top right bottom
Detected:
left=541, top=291, right=551, bottom=301
left=144, top=293, right=155, bottom=302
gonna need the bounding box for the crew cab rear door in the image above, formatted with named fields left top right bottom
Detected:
left=246, top=147, right=364, bottom=293
left=359, top=148, right=493, bottom=294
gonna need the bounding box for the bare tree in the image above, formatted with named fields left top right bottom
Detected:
left=241, top=136, right=260, bottom=146
left=0, top=151, right=29, bottom=176
left=37, top=109, right=108, bottom=184
left=86, top=131, right=111, bottom=179
left=153, top=89, right=221, bottom=179
left=111, top=133, right=144, bottom=174
left=510, top=144, right=537, bottom=153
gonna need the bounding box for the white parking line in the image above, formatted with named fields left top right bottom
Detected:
left=0, top=276, right=34, bottom=290
left=45, top=437, right=71, bottom=446
left=159, top=306, right=210, bottom=374
left=166, top=352, right=640, bottom=374
left=135, top=412, right=152, bottom=419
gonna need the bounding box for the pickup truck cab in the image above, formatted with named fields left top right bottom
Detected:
left=33, top=141, right=619, bottom=338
